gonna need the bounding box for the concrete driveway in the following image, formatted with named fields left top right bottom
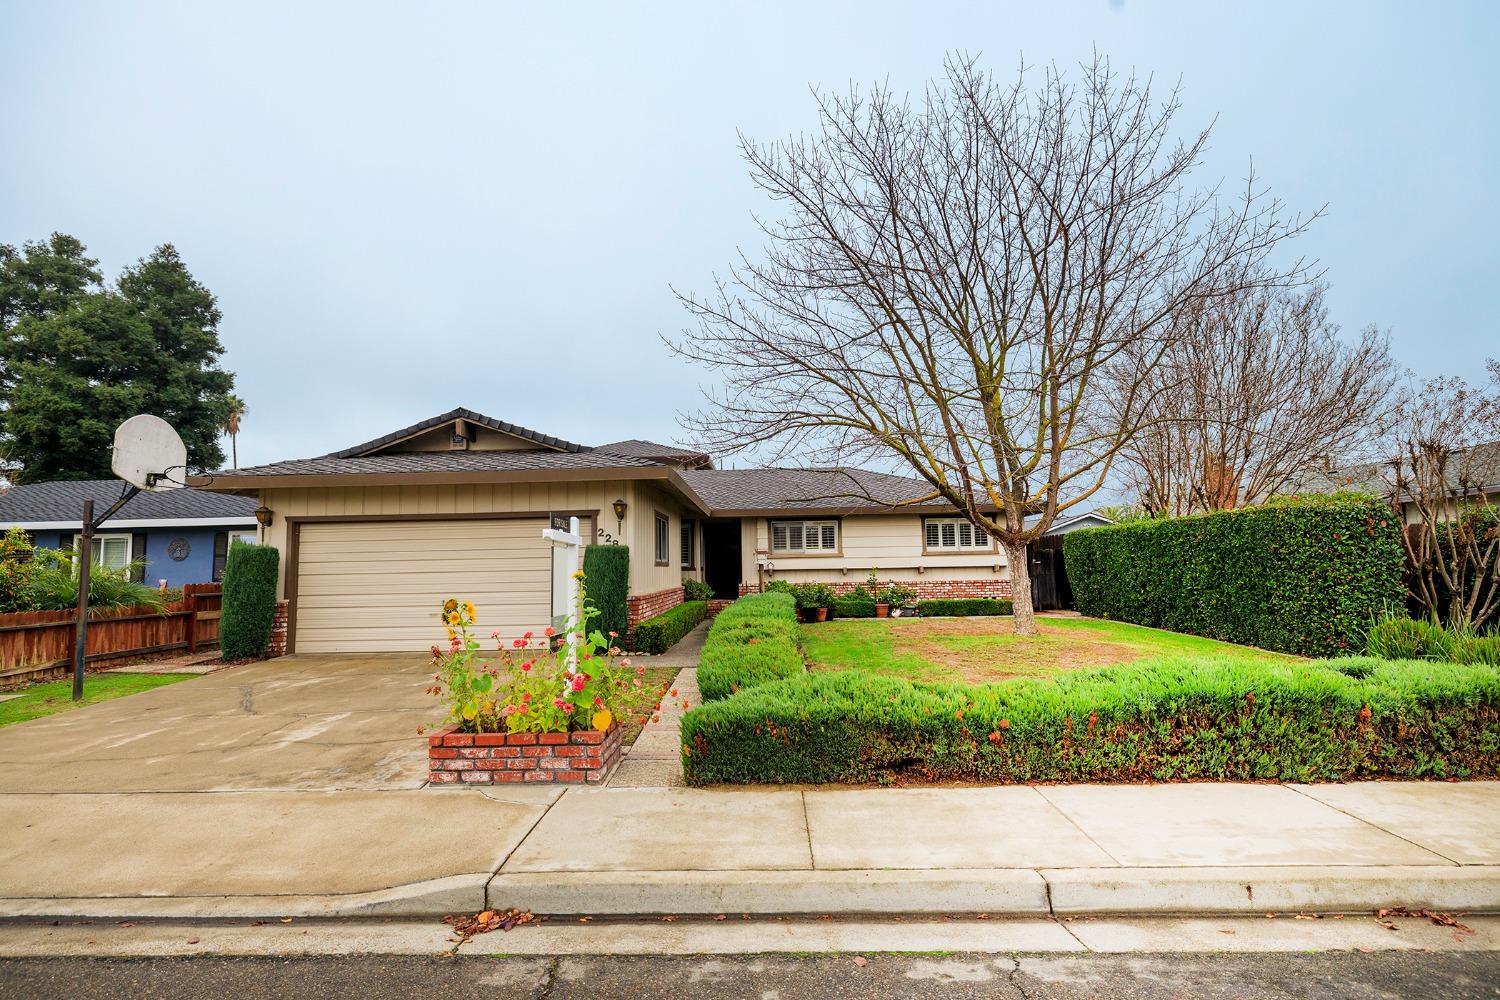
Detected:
left=0, top=654, right=438, bottom=792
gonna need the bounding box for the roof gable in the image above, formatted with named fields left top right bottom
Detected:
left=325, top=407, right=587, bottom=458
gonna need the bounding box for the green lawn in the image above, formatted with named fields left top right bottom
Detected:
left=801, top=615, right=1298, bottom=684
left=0, top=673, right=196, bottom=728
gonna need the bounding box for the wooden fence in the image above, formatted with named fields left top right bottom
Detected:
left=0, top=583, right=222, bottom=686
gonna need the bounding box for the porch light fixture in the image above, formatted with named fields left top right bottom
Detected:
left=611, top=498, right=627, bottom=530
left=254, top=505, right=274, bottom=528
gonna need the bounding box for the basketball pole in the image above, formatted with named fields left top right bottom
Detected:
left=71, top=500, right=94, bottom=702
left=71, top=485, right=143, bottom=702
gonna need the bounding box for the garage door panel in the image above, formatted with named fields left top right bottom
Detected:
left=293, top=518, right=552, bottom=653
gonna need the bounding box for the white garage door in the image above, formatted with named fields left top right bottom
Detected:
left=293, top=518, right=552, bottom=653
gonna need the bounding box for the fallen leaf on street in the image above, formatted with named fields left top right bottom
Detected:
left=852, top=956, right=868, bottom=967
left=444, top=908, right=537, bottom=940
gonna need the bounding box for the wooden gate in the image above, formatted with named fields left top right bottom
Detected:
left=1029, top=535, right=1074, bottom=612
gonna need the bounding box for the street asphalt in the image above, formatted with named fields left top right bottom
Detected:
left=2, top=952, right=1498, bottom=999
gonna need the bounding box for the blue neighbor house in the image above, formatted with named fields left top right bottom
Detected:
left=0, top=480, right=258, bottom=588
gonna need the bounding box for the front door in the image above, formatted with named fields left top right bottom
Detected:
left=701, top=520, right=743, bottom=600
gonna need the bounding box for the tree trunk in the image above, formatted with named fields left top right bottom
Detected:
left=1005, top=540, right=1037, bottom=637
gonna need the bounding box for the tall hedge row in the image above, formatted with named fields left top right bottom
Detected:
left=219, top=542, right=280, bottom=660
left=583, top=544, right=629, bottom=640
left=1063, top=494, right=1404, bottom=657
left=697, top=592, right=804, bottom=701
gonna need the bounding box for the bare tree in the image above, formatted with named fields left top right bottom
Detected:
left=1119, top=278, right=1395, bottom=516
left=1385, top=361, right=1500, bottom=629
left=671, top=56, right=1317, bottom=635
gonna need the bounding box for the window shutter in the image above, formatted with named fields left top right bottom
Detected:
left=786, top=524, right=803, bottom=551
left=925, top=521, right=940, bottom=548
left=940, top=522, right=956, bottom=547
left=130, top=532, right=148, bottom=582
left=819, top=523, right=836, bottom=550
left=771, top=523, right=788, bottom=551
left=680, top=520, right=693, bottom=567
left=958, top=521, right=973, bottom=547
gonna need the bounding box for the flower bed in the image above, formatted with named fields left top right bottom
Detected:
left=680, top=655, right=1500, bottom=785
left=428, top=723, right=624, bottom=784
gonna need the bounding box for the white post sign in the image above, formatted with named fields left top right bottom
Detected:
left=543, top=514, right=583, bottom=667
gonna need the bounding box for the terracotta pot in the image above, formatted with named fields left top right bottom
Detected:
left=875, top=604, right=890, bottom=618
left=814, top=607, right=829, bottom=622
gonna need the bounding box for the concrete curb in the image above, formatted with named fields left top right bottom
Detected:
left=489, top=866, right=1500, bottom=918
left=0, top=872, right=490, bottom=920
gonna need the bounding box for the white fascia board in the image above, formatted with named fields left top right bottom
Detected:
left=1, top=517, right=259, bottom=530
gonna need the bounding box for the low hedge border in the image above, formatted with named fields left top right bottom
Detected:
left=632, top=600, right=707, bottom=655
left=697, top=592, right=804, bottom=701
left=833, top=598, right=876, bottom=618
left=680, top=655, right=1500, bottom=785
left=916, top=598, right=1013, bottom=617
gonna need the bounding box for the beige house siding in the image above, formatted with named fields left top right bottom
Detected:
left=753, top=514, right=1009, bottom=586
left=625, top=481, right=694, bottom=596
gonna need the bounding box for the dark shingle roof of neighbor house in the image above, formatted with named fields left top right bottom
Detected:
left=592, top=439, right=713, bottom=468
left=212, top=449, right=667, bottom=479
left=1286, top=441, right=1500, bottom=498
left=0, top=479, right=257, bottom=524
left=679, top=467, right=956, bottom=513
left=323, top=407, right=588, bottom=458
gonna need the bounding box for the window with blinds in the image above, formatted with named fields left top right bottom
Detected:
left=654, top=512, right=671, bottom=565
left=923, top=517, right=990, bottom=550
left=770, top=520, right=838, bottom=554
left=680, top=519, right=695, bottom=568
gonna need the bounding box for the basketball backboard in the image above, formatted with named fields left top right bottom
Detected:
left=110, top=414, right=187, bottom=492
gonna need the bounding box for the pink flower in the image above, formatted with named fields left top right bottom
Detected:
left=521, top=661, right=532, bottom=672
left=562, top=703, right=575, bottom=714
left=554, top=698, right=566, bottom=709
left=543, top=626, right=556, bottom=637
left=502, top=704, right=518, bottom=716
left=593, top=696, right=603, bottom=707
left=608, top=631, right=618, bottom=639
left=570, top=675, right=587, bottom=693
left=489, top=630, right=500, bottom=640
left=523, top=630, right=534, bottom=639
left=512, top=638, right=525, bottom=649
left=522, top=691, right=532, bottom=701
left=620, top=658, right=631, bottom=668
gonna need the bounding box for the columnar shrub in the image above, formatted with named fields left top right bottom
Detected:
left=697, top=592, right=803, bottom=701
left=583, top=544, right=629, bottom=641
left=680, top=656, right=1500, bottom=785
left=220, top=542, right=280, bottom=659
left=1064, top=493, right=1404, bottom=656
left=633, top=600, right=708, bottom=654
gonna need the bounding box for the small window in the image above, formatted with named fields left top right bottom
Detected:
left=770, top=519, right=838, bottom=554
left=923, top=517, right=990, bottom=551
left=91, top=535, right=133, bottom=571
left=212, top=531, right=259, bottom=581
left=680, top=519, right=695, bottom=568
left=654, top=512, right=670, bottom=566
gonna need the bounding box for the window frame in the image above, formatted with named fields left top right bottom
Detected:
left=90, top=533, right=134, bottom=571
left=921, top=516, right=995, bottom=554
left=680, top=518, right=695, bottom=569
left=653, top=511, right=671, bottom=567
left=769, top=518, right=841, bottom=556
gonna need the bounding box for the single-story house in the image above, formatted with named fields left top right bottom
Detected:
left=201, top=407, right=1097, bottom=654
left=1288, top=441, right=1500, bottom=523
left=0, top=479, right=258, bottom=587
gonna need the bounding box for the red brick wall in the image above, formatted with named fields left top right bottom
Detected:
left=626, top=586, right=685, bottom=628
left=741, top=578, right=1012, bottom=600
left=267, top=601, right=289, bottom=658
left=428, top=724, right=624, bottom=785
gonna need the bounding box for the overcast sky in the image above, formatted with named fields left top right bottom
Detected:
left=2, top=1, right=1496, bottom=470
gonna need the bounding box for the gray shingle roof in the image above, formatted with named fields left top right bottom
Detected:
left=1287, top=442, right=1500, bottom=498
left=592, top=439, right=712, bottom=468
left=0, top=480, right=257, bottom=524
left=324, top=407, right=587, bottom=458
left=680, top=467, right=952, bottom=512
left=215, top=449, right=666, bottom=479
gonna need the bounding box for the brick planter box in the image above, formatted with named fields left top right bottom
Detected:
left=427, top=724, right=624, bottom=785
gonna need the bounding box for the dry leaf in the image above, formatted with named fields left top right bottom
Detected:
left=186, top=937, right=200, bottom=945
left=852, top=956, right=869, bottom=968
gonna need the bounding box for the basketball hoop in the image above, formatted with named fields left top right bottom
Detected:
left=71, top=415, right=190, bottom=701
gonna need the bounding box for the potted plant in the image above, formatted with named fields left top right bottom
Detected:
left=866, top=569, right=890, bottom=617
left=809, top=583, right=835, bottom=622
left=792, top=583, right=819, bottom=623
left=877, top=581, right=917, bottom=617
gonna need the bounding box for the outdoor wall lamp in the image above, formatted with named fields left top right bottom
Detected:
left=611, top=498, right=627, bottom=531
left=254, top=505, right=274, bottom=528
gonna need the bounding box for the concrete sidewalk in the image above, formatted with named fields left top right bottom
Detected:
left=2, top=780, right=1497, bottom=920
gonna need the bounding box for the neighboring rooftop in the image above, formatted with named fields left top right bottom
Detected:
left=592, top=439, right=712, bottom=469
left=0, top=479, right=257, bottom=526
left=1287, top=441, right=1500, bottom=498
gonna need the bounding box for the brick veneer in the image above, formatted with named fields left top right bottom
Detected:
left=267, top=600, right=289, bottom=657
left=427, top=724, right=624, bottom=785
left=741, top=578, right=1012, bottom=599
left=626, top=586, right=686, bottom=627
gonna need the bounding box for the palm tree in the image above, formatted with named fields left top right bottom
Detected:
left=223, top=395, right=247, bottom=469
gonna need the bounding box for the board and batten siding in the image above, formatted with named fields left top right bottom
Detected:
left=753, top=513, right=1008, bottom=585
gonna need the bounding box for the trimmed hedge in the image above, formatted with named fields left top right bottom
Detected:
left=833, top=598, right=876, bottom=618
left=917, top=598, right=1013, bottom=617
left=632, top=600, right=707, bottom=655
left=680, top=655, right=1500, bottom=785
left=219, top=542, right=280, bottom=660
left=1064, top=494, right=1404, bottom=657
left=697, top=592, right=804, bottom=701
left=583, top=545, right=629, bottom=641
